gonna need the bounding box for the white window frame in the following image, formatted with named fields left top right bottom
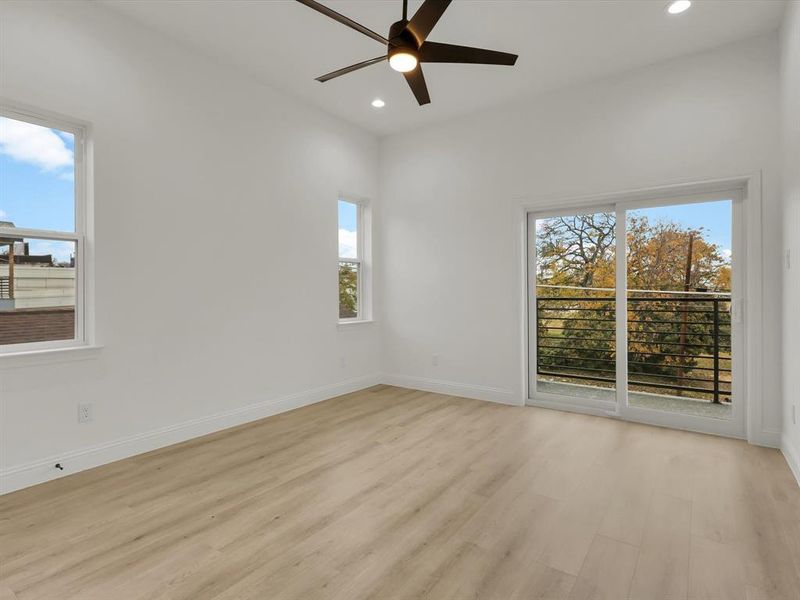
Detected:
left=0, top=102, right=94, bottom=355
left=338, top=194, right=372, bottom=324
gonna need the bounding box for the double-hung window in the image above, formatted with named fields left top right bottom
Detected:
left=338, top=197, right=370, bottom=322
left=0, top=107, right=89, bottom=352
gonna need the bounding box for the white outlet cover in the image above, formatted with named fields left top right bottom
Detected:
left=78, top=403, right=93, bottom=423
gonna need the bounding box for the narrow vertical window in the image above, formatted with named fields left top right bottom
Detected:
left=338, top=197, right=371, bottom=323
left=338, top=199, right=361, bottom=320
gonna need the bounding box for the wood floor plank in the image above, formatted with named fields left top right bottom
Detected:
left=732, top=491, right=800, bottom=599
left=0, top=386, right=798, bottom=600
left=628, top=492, right=692, bottom=600
left=689, top=534, right=747, bottom=600
left=567, top=534, right=639, bottom=600
left=536, top=465, right=619, bottom=576
left=690, top=452, right=745, bottom=546
left=510, top=561, right=576, bottom=600
left=598, top=457, right=658, bottom=547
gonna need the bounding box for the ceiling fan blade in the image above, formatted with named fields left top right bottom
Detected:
left=295, top=0, right=389, bottom=46
left=404, top=66, right=431, bottom=106
left=316, top=56, right=387, bottom=82
left=420, top=42, right=518, bottom=66
left=405, top=0, right=452, bottom=45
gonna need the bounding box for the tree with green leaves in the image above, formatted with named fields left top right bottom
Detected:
left=339, top=263, right=358, bottom=319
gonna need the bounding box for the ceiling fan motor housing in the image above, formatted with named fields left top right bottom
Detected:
left=388, top=19, right=419, bottom=62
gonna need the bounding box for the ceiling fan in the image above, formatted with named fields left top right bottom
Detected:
left=295, top=0, right=518, bottom=106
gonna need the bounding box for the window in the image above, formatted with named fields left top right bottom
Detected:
left=338, top=197, right=370, bottom=322
left=0, top=108, right=88, bottom=351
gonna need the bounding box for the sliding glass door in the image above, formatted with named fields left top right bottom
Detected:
left=532, top=209, right=618, bottom=405
left=624, top=201, right=734, bottom=421
left=528, top=192, right=744, bottom=437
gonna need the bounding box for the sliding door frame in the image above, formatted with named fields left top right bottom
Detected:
left=521, top=174, right=765, bottom=444
left=527, top=206, right=620, bottom=415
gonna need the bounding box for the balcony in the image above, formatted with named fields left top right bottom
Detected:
left=535, top=286, right=732, bottom=419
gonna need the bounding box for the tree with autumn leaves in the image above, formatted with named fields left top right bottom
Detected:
left=626, top=216, right=730, bottom=293
left=536, top=213, right=730, bottom=293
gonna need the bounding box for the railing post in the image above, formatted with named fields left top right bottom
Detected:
left=7, top=241, right=14, bottom=300
left=712, top=298, right=720, bottom=404
left=536, top=297, right=541, bottom=377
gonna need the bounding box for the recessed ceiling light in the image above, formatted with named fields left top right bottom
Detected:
left=666, top=0, right=692, bottom=15
left=371, top=98, right=386, bottom=108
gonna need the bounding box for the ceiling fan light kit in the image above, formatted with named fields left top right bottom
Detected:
left=388, top=49, right=418, bottom=73
left=296, top=0, right=519, bottom=106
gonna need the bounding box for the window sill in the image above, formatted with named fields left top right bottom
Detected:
left=337, top=319, right=376, bottom=328
left=0, top=344, right=104, bottom=369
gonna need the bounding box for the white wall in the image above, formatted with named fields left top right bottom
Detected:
left=0, top=1, right=382, bottom=492
left=781, top=1, right=800, bottom=483
left=379, top=35, right=783, bottom=442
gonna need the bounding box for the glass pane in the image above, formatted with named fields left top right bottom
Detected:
left=626, top=200, right=733, bottom=419
left=0, top=116, right=76, bottom=232
left=0, top=237, right=76, bottom=345
left=534, top=212, right=616, bottom=402
left=339, top=261, right=358, bottom=319
left=338, top=200, right=358, bottom=259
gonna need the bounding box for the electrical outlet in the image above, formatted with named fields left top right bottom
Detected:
left=793, top=404, right=797, bottom=426
left=340, top=356, right=347, bottom=369
left=78, top=403, right=93, bottom=424
left=787, top=249, right=792, bottom=271
left=432, top=354, right=440, bottom=367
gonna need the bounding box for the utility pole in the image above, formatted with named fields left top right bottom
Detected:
left=677, top=233, right=695, bottom=394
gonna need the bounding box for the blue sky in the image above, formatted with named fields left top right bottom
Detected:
left=0, top=116, right=76, bottom=263
left=0, top=116, right=75, bottom=232
left=338, top=199, right=357, bottom=258
left=630, top=199, right=732, bottom=256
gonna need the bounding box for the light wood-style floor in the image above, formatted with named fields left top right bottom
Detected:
left=2, top=385, right=799, bottom=600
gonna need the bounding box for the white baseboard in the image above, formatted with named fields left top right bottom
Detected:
left=0, top=373, right=381, bottom=495
left=527, top=397, right=617, bottom=418
left=381, top=373, right=518, bottom=406
left=783, top=434, right=800, bottom=488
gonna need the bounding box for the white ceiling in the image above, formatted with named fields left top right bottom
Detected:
left=102, top=0, right=786, bottom=136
